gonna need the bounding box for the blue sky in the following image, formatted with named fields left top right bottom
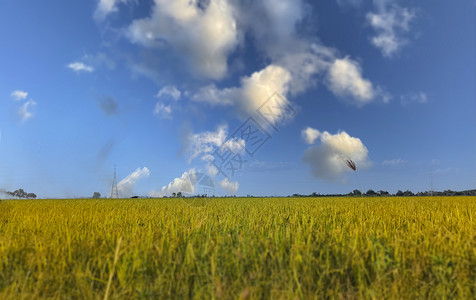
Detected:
left=0, top=0, right=474, bottom=198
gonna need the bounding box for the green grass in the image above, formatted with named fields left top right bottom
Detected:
left=0, top=197, right=475, bottom=299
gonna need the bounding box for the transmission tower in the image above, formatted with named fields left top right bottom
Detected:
left=110, top=165, right=119, bottom=198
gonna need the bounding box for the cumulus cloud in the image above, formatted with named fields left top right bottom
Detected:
left=382, top=158, right=407, bottom=166
left=98, top=96, right=118, bottom=116
left=153, top=102, right=172, bottom=118
left=67, top=62, right=94, bottom=73
left=156, top=85, right=181, bottom=101
left=193, top=46, right=380, bottom=115
left=327, top=57, right=375, bottom=105
left=219, top=177, right=239, bottom=194
left=10, top=90, right=28, bottom=101
left=127, top=0, right=239, bottom=79
left=302, top=127, right=321, bottom=145
left=184, top=124, right=245, bottom=162
left=149, top=169, right=196, bottom=197
left=18, top=100, right=36, bottom=122
left=192, top=64, right=294, bottom=122
left=367, top=4, right=415, bottom=57
left=117, top=167, right=150, bottom=197
left=302, top=129, right=370, bottom=181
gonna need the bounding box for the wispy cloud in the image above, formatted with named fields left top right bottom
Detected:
left=153, top=102, right=172, bottom=119
left=67, top=62, right=94, bottom=73
left=117, top=167, right=150, bottom=197
left=184, top=124, right=245, bottom=162
left=367, top=4, right=416, bottom=57
left=382, top=158, right=407, bottom=166
left=18, top=99, right=37, bottom=122
left=156, top=85, right=181, bottom=101
left=400, top=92, right=428, bottom=106
left=94, top=0, right=130, bottom=21
left=10, top=90, right=28, bottom=101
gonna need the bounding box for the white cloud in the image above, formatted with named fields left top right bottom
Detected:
left=94, top=0, right=130, bottom=20
left=156, top=85, right=181, bottom=101
left=302, top=127, right=321, bottom=145
left=192, top=64, right=294, bottom=122
left=149, top=169, right=196, bottom=197
left=400, top=92, right=428, bottom=106
left=382, top=158, right=407, bottom=166
left=184, top=124, right=245, bottom=162
left=18, top=99, right=36, bottom=121
left=219, top=177, right=239, bottom=194
left=192, top=84, right=238, bottom=106
left=67, top=62, right=94, bottom=73
left=302, top=130, right=370, bottom=181
left=117, top=167, right=150, bottom=197
left=327, top=57, right=375, bottom=105
left=367, top=5, right=416, bottom=57
left=127, top=0, right=239, bottom=79
left=10, top=90, right=28, bottom=101
left=153, top=102, right=172, bottom=118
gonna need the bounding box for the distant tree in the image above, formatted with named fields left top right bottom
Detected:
left=352, top=189, right=362, bottom=196
left=171, top=192, right=176, bottom=198
left=177, top=192, right=182, bottom=197
left=403, top=190, right=414, bottom=196
left=378, top=190, right=389, bottom=196
left=11, top=189, right=27, bottom=198
left=396, top=190, right=404, bottom=196
left=26, top=193, right=37, bottom=199
left=365, top=189, right=377, bottom=196
left=311, top=192, right=318, bottom=197
left=92, top=192, right=101, bottom=199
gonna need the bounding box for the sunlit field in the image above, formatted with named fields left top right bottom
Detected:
left=0, top=197, right=475, bottom=299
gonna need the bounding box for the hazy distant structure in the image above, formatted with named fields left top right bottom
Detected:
left=110, top=165, right=119, bottom=198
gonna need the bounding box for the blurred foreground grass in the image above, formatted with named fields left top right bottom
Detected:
left=0, top=197, right=475, bottom=299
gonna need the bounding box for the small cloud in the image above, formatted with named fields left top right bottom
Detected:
left=149, top=169, right=196, bottom=197
left=153, top=102, right=172, bottom=119
left=366, top=5, right=416, bottom=57
left=10, top=90, right=28, bottom=101
left=219, top=177, right=239, bottom=194
left=98, top=96, right=118, bottom=116
left=117, top=167, right=150, bottom=197
left=302, top=130, right=370, bottom=181
left=67, top=62, right=94, bottom=73
left=156, top=85, right=181, bottom=101
left=400, top=92, right=428, bottom=106
left=94, top=0, right=130, bottom=21
left=183, top=125, right=245, bottom=162
left=326, top=57, right=375, bottom=105
left=382, top=158, right=407, bottom=166
left=18, top=99, right=36, bottom=121
left=302, top=127, right=321, bottom=145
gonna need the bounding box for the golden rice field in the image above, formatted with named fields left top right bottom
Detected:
left=0, top=197, right=475, bottom=299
